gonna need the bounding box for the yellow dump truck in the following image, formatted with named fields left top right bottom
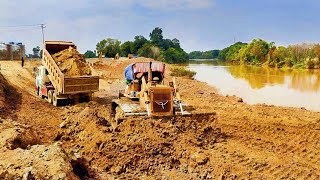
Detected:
left=36, top=41, right=99, bottom=106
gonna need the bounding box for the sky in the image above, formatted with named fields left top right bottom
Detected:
left=0, top=0, right=319, bottom=54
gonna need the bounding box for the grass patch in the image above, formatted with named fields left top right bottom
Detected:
left=170, top=66, right=196, bottom=79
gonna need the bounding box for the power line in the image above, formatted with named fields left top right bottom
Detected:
left=0, top=26, right=39, bottom=32
left=0, top=24, right=42, bottom=28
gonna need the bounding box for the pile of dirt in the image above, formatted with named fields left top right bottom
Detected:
left=52, top=47, right=91, bottom=76
left=0, top=119, right=78, bottom=179
left=91, top=57, right=156, bottom=80
left=56, top=102, right=224, bottom=179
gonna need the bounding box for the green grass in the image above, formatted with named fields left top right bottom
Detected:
left=170, top=66, right=196, bottom=79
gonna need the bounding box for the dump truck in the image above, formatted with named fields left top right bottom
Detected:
left=112, top=62, right=189, bottom=124
left=36, top=41, right=99, bottom=106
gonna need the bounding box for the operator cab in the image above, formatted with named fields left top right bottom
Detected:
left=124, top=62, right=165, bottom=98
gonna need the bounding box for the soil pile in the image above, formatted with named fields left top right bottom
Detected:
left=52, top=47, right=91, bottom=76
left=0, top=119, right=78, bottom=179
left=91, top=57, right=156, bottom=80
left=57, top=102, right=224, bottom=179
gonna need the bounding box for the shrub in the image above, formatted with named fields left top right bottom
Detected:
left=170, top=66, right=196, bottom=79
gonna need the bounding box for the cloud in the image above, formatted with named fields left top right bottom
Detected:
left=136, top=0, right=214, bottom=10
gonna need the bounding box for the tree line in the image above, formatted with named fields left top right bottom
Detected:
left=85, top=27, right=189, bottom=64
left=219, top=39, right=320, bottom=69
left=190, top=39, right=320, bottom=69
left=188, top=50, right=220, bottom=59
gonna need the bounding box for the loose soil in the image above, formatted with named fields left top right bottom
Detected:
left=52, top=47, right=91, bottom=76
left=0, top=59, right=320, bottom=179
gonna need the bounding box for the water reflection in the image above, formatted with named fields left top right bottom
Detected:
left=228, top=66, right=285, bottom=89
left=188, top=63, right=320, bottom=111
left=227, top=65, right=320, bottom=92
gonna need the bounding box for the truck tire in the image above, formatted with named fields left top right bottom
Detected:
left=37, top=87, right=40, bottom=96
left=48, top=90, right=53, bottom=104
left=52, top=92, right=58, bottom=106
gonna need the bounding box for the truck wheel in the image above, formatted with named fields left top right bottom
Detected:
left=83, top=95, right=91, bottom=103
left=48, top=90, right=53, bottom=104
left=52, top=92, right=58, bottom=106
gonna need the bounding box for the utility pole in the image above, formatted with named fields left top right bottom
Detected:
left=40, top=23, right=46, bottom=43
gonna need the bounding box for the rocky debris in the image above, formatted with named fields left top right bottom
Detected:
left=190, top=152, right=209, bottom=165
left=52, top=47, right=91, bottom=76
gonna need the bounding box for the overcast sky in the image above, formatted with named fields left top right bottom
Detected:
left=0, top=0, right=319, bottom=54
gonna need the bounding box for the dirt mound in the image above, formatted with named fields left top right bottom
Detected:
left=0, top=73, right=21, bottom=119
left=52, top=47, right=91, bottom=76
left=56, top=102, right=224, bottom=178
left=91, top=57, right=156, bottom=80
left=0, top=119, right=78, bottom=179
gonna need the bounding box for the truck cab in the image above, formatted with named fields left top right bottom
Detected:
left=36, top=66, right=53, bottom=98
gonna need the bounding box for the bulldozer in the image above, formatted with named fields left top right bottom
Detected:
left=112, top=61, right=189, bottom=124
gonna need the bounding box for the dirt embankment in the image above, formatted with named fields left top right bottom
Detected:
left=52, top=47, right=91, bottom=76
left=0, top=120, right=77, bottom=179
left=0, top=69, right=83, bottom=179
left=1, top=59, right=320, bottom=179
left=0, top=73, right=21, bottom=119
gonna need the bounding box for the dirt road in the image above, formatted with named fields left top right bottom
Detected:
left=1, top=59, right=320, bottom=179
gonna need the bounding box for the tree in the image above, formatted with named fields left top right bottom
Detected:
left=172, top=38, right=181, bottom=49
left=164, top=47, right=188, bottom=64
left=120, top=41, right=134, bottom=57
left=247, top=39, right=270, bottom=64
left=150, top=27, right=164, bottom=48
left=218, top=42, right=247, bottom=61
left=313, top=44, right=320, bottom=61
left=132, top=35, right=148, bottom=54
left=96, top=39, right=107, bottom=55
left=84, top=50, right=96, bottom=58
left=96, top=38, right=121, bottom=58
left=32, top=46, right=40, bottom=58
left=288, top=43, right=313, bottom=65
left=137, top=43, right=162, bottom=60
left=163, top=39, right=174, bottom=50
left=189, top=50, right=220, bottom=59
left=189, top=51, right=203, bottom=59
left=273, top=46, right=291, bottom=67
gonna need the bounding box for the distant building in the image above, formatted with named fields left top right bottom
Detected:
left=0, top=42, right=25, bottom=60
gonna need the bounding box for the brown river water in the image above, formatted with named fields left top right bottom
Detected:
left=188, top=63, right=320, bottom=112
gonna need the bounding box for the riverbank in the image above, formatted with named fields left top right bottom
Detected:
left=0, top=59, right=320, bottom=179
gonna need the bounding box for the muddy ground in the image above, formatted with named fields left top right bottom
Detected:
left=0, top=59, right=320, bottom=179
